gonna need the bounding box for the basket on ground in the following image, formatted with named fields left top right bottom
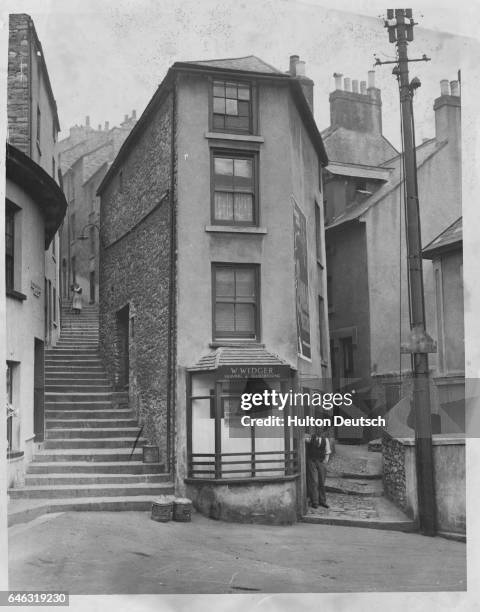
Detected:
left=151, top=495, right=175, bottom=522
left=173, top=498, right=192, bottom=522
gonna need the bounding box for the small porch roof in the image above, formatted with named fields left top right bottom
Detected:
left=188, top=346, right=294, bottom=372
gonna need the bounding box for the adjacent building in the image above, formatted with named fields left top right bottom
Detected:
left=98, top=55, right=330, bottom=522
left=6, top=14, right=67, bottom=485
left=58, top=114, right=136, bottom=303
left=323, top=73, right=462, bottom=433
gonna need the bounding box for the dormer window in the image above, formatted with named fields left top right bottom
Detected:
left=212, top=80, right=252, bottom=134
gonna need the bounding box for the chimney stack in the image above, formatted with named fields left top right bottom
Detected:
left=334, top=73, right=343, bottom=90
left=288, top=54, right=314, bottom=113
left=104, top=121, right=109, bottom=131
left=434, top=77, right=461, bottom=144
left=85, top=115, right=90, bottom=128
left=132, top=109, right=137, bottom=120
left=329, top=71, right=383, bottom=134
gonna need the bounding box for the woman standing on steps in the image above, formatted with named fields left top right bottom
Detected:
left=71, top=282, right=83, bottom=315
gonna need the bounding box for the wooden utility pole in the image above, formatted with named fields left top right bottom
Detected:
left=379, top=8, right=436, bottom=536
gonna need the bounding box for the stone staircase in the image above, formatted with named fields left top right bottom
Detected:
left=8, top=302, right=173, bottom=524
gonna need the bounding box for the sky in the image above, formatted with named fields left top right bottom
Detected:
left=1, top=0, right=479, bottom=149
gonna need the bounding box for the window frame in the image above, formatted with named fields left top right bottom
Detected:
left=210, top=149, right=259, bottom=227
left=212, top=263, right=260, bottom=341
left=5, top=203, right=15, bottom=293
left=210, top=78, right=255, bottom=135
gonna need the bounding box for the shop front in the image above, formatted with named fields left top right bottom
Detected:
left=184, top=347, right=301, bottom=524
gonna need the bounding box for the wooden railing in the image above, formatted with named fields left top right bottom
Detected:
left=189, top=449, right=298, bottom=479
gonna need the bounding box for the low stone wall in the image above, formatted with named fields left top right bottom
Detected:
left=382, top=435, right=409, bottom=515
left=382, top=435, right=465, bottom=535
left=185, top=477, right=299, bottom=525
left=7, top=452, right=25, bottom=489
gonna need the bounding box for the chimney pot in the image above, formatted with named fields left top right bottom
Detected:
left=98, top=124, right=102, bottom=131
left=368, top=70, right=376, bottom=88
left=344, top=77, right=351, bottom=92
left=296, top=60, right=306, bottom=77
left=360, top=80, right=367, bottom=94
left=450, top=80, right=459, bottom=96
left=85, top=115, right=90, bottom=127
left=105, top=121, right=109, bottom=131
left=440, top=79, right=450, bottom=96
left=132, top=110, right=137, bottom=119
left=289, top=54, right=300, bottom=75
left=334, top=73, right=343, bottom=90
left=352, top=79, right=359, bottom=93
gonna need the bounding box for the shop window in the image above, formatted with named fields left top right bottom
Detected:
left=213, top=264, right=259, bottom=340
left=212, top=153, right=257, bottom=226
left=212, top=80, right=252, bottom=133
left=187, top=373, right=296, bottom=480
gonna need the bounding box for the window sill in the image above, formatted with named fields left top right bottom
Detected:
left=6, top=289, right=27, bottom=302
left=205, top=132, right=264, bottom=144
left=205, top=225, right=267, bottom=235
left=209, top=341, right=265, bottom=348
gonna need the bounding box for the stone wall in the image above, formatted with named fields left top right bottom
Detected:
left=8, top=14, right=31, bottom=154
left=99, top=89, right=175, bottom=469
left=382, top=434, right=408, bottom=514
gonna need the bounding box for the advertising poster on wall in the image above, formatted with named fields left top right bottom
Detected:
left=293, top=198, right=311, bottom=360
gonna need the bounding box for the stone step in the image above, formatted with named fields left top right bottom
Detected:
left=46, top=427, right=143, bottom=439
left=45, top=365, right=105, bottom=373
left=32, top=448, right=144, bottom=462
left=8, top=496, right=166, bottom=526
left=45, top=409, right=133, bottom=419
left=9, top=482, right=172, bottom=500
left=45, top=384, right=112, bottom=393
left=45, top=392, right=113, bottom=403
left=45, top=375, right=110, bottom=383
left=325, top=477, right=384, bottom=497
left=24, top=473, right=170, bottom=486
left=44, top=438, right=144, bottom=450
left=46, top=418, right=138, bottom=428
left=45, top=353, right=101, bottom=360
left=27, top=461, right=165, bottom=474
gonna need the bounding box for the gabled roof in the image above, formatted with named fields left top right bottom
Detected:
left=423, top=217, right=462, bottom=259
left=185, top=55, right=284, bottom=75
left=326, top=138, right=447, bottom=230
left=98, top=56, right=328, bottom=195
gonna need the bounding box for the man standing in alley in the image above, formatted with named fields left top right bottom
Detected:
left=306, top=427, right=331, bottom=509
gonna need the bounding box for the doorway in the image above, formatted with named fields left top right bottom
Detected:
left=116, top=304, right=129, bottom=390
left=33, top=338, right=45, bottom=442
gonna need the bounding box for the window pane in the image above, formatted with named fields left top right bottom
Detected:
left=214, top=192, right=234, bottom=221
left=214, top=157, right=234, bottom=190
left=225, top=83, right=238, bottom=98
left=216, top=268, right=235, bottom=296
left=212, top=114, right=225, bottom=130
left=238, top=101, right=250, bottom=117
left=213, top=82, right=225, bottom=97
left=213, top=97, right=226, bottom=114
left=233, top=194, right=253, bottom=222
left=225, top=115, right=249, bottom=131
left=235, top=304, right=255, bottom=333
left=233, top=159, right=252, bottom=190
left=235, top=269, right=255, bottom=296
left=225, top=99, right=238, bottom=116
left=216, top=303, right=235, bottom=332
left=237, top=85, right=250, bottom=100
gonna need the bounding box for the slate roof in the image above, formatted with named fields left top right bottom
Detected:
left=188, top=346, right=292, bottom=372
left=322, top=126, right=398, bottom=166
left=422, top=217, right=462, bottom=259
left=326, top=138, right=447, bottom=229
left=185, top=55, right=284, bottom=75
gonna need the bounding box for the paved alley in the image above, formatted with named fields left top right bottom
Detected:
left=9, top=511, right=466, bottom=594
